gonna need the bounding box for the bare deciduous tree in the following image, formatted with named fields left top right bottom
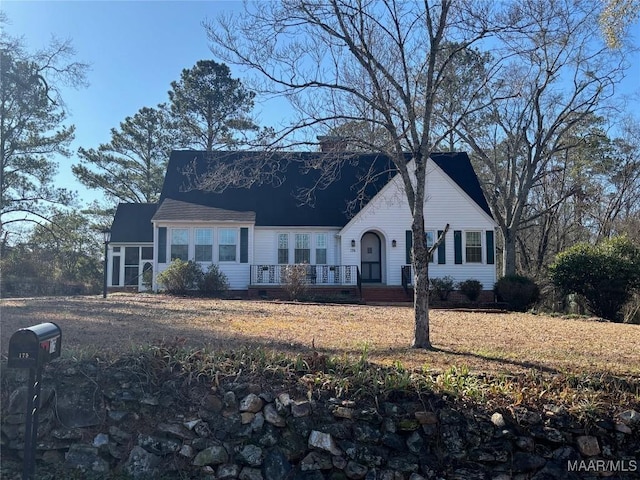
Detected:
left=204, top=0, right=501, bottom=348
left=455, top=0, right=630, bottom=276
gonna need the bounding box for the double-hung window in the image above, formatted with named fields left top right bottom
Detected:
left=278, top=233, right=289, bottom=264
left=425, top=231, right=435, bottom=263
left=465, top=231, right=482, bottom=263
left=294, top=233, right=311, bottom=263
left=219, top=229, right=237, bottom=262
left=315, top=233, right=327, bottom=264
left=195, top=229, right=213, bottom=262
left=171, top=229, right=189, bottom=261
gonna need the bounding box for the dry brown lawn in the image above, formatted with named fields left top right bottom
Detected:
left=1, top=293, right=639, bottom=376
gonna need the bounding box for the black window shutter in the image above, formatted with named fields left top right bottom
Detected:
left=240, top=228, right=249, bottom=263
left=454, top=230, right=462, bottom=264
left=486, top=230, right=495, bottom=265
left=437, top=230, right=446, bottom=264
left=405, top=230, right=412, bottom=264
left=158, top=227, right=167, bottom=263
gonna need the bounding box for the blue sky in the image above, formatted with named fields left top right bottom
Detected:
left=3, top=0, right=286, bottom=205
left=3, top=1, right=640, bottom=208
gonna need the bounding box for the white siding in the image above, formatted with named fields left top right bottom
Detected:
left=339, top=159, right=497, bottom=289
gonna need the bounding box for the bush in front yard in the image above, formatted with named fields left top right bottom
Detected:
left=458, top=279, right=482, bottom=302
left=281, top=264, right=310, bottom=301
left=199, top=264, right=229, bottom=296
left=430, top=276, right=455, bottom=301
left=549, top=236, right=640, bottom=322
left=494, top=275, right=540, bottom=312
left=157, top=259, right=203, bottom=295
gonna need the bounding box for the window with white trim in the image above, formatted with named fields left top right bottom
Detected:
left=465, top=231, right=482, bottom=263
left=219, top=228, right=237, bottom=262
left=171, top=229, right=189, bottom=261
left=195, top=228, right=213, bottom=262
left=278, top=233, right=289, bottom=264
left=294, top=233, right=311, bottom=263
left=315, top=233, right=327, bottom=264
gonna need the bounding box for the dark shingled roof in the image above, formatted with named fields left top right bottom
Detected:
left=152, top=199, right=256, bottom=222
left=158, top=150, right=492, bottom=227
left=110, top=203, right=157, bottom=243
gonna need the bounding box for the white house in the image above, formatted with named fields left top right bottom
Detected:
left=107, top=149, right=497, bottom=301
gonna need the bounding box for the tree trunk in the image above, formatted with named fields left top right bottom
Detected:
left=412, top=256, right=431, bottom=349
left=412, top=215, right=432, bottom=349
left=502, top=228, right=517, bottom=277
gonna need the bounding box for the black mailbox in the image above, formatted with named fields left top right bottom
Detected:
left=8, top=322, right=62, bottom=369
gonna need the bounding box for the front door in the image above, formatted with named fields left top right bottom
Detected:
left=361, top=232, right=381, bottom=283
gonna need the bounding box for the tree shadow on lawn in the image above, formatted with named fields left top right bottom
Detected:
left=422, top=346, right=561, bottom=375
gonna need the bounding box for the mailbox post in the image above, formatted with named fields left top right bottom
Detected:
left=8, top=323, right=62, bottom=480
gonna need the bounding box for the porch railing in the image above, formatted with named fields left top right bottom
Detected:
left=250, top=264, right=359, bottom=286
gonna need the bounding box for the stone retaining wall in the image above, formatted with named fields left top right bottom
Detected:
left=1, top=361, right=638, bottom=479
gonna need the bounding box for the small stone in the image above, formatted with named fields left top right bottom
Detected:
left=414, top=411, right=438, bottom=425
left=41, top=450, right=64, bottom=464
left=184, top=419, right=201, bottom=430
left=382, top=417, right=396, bottom=433
left=576, top=435, right=600, bottom=456
left=292, top=401, right=312, bottom=417
left=263, top=448, right=292, bottom=480
left=277, top=392, right=292, bottom=406
left=491, top=413, right=506, bottom=428
left=397, top=419, right=420, bottom=431
left=108, top=426, right=131, bottom=444
left=333, top=406, right=355, bottom=419
left=193, top=445, right=229, bottom=466
left=619, top=409, right=640, bottom=425
left=179, top=445, right=194, bottom=458
left=218, top=463, right=242, bottom=479
left=223, top=391, right=237, bottom=407
left=333, top=455, right=348, bottom=469
left=406, top=431, right=424, bottom=454
left=240, top=393, right=264, bottom=413
left=93, top=433, right=109, bottom=447
left=241, top=412, right=256, bottom=424
left=354, top=423, right=382, bottom=444
left=614, top=423, right=632, bottom=434
left=202, top=394, right=223, bottom=412
left=124, top=445, right=161, bottom=478
left=239, top=467, right=264, bottom=480
left=237, top=444, right=263, bottom=467
left=308, top=430, right=342, bottom=455
left=301, top=451, right=333, bottom=471
left=194, top=421, right=212, bottom=438
left=251, top=412, right=265, bottom=431
left=344, top=460, right=368, bottom=479
left=263, top=403, right=286, bottom=427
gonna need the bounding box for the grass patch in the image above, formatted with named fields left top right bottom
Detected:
left=1, top=293, right=639, bottom=417
left=40, top=340, right=639, bottom=420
